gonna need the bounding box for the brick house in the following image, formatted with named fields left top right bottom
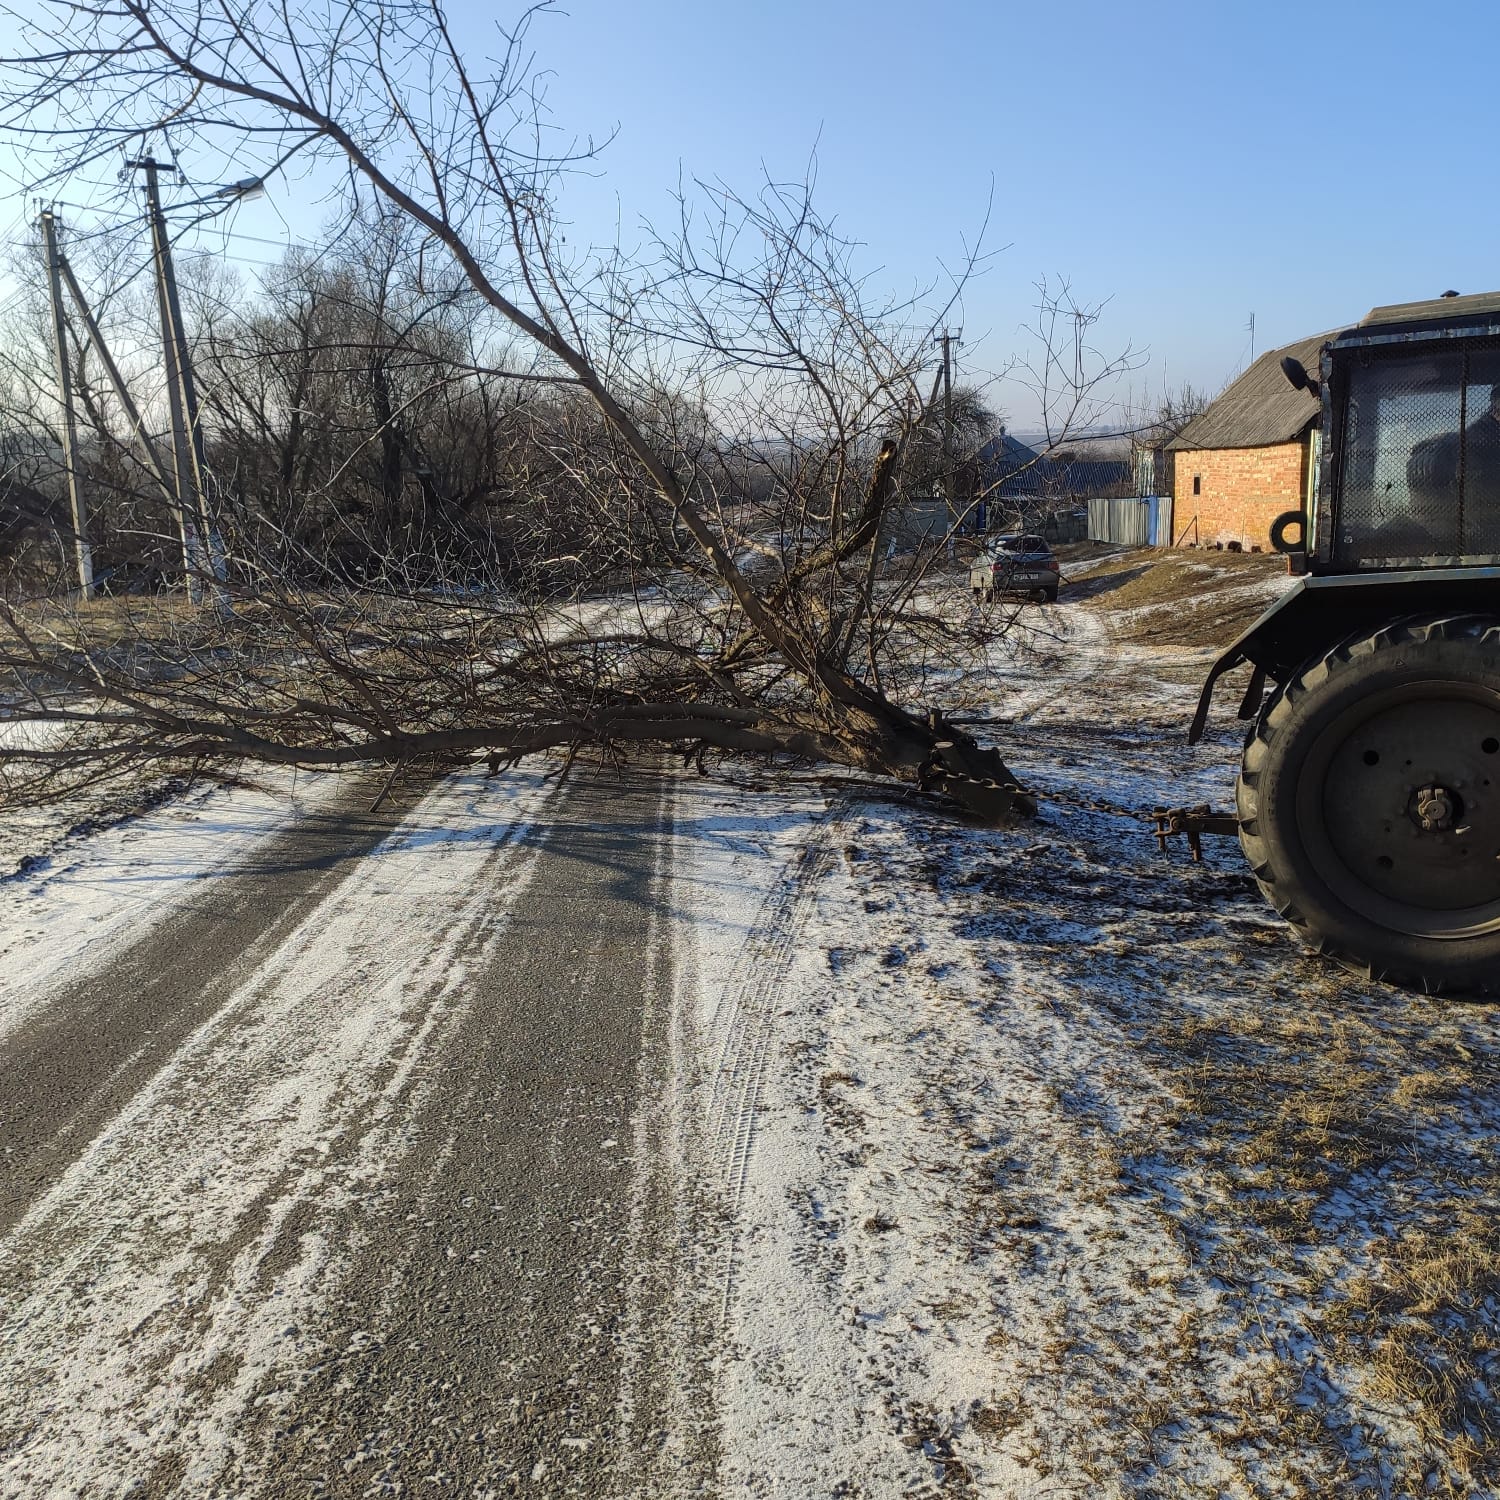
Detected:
left=1167, top=334, right=1326, bottom=549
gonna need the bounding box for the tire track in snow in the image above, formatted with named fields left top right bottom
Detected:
left=697, top=794, right=854, bottom=1322
left=611, top=777, right=722, bottom=1498
left=0, top=770, right=348, bottom=1048
left=679, top=782, right=957, bottom=1497
left=995, top=598, right=1117, bottom=727
left=0, top=768, right=563, bottom=1500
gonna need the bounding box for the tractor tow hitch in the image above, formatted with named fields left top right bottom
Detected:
left=1152, top=805, right=1239, bottom=862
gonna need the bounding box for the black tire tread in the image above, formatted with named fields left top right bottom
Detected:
left=1237, top=613, right=1500, bottom=997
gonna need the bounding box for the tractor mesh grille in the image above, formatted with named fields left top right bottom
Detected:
left=1334, top=336, right=1500, bottom=565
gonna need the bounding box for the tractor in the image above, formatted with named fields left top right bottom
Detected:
left=1192, top=290, right=1500, bottom=995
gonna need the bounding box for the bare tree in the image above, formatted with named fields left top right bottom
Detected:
left=1121, top=378, right=1211, bottom=504
left=0, top=1, right=1131, bottom=817
left=1016, top=277, right=1144, bottom=453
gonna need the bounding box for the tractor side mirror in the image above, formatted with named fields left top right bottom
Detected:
left=1280, top=356, right=1322, bottom=399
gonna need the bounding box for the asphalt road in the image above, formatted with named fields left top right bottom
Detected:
left=0, top=769, right=714, bottom=1499
left=0, top=790, right=407, bottom=1240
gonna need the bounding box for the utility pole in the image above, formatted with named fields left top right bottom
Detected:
left=935, top=328, right=962, bottom=532
left=39, top=209, right=94, bottom=599
left=129, top=154, right=213, bottom=602
left=55, top=256, right=178, bottom=519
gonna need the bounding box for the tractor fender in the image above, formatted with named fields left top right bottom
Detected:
left=1188, top=566, right=1500, bottom=743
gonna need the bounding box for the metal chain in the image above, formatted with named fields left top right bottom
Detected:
left=923, top=737, right=1236, bottom=863
left=917, top=766, right=1235, bottom=861
left=1014, top=781, right=1157, bottom=822
left=927, top=766, right=1157, bottom=822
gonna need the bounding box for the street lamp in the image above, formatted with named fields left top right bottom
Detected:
left=213, top=176, right=266, bottom=203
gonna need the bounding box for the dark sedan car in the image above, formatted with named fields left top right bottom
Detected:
left=969, top=534, right=1061, bottom=603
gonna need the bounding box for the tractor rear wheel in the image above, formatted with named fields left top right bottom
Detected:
left=1238, top=615, right=1500, bottom=995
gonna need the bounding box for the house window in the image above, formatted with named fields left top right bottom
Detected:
left=1192, top=474, right=1201, bottom=496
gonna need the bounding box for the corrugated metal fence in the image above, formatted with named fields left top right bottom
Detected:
left=1087, top=495, right=1173, bottom=547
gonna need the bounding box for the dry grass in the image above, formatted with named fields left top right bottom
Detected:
left=1066, top=548, right=1290, bottom=649
left=969, top=1397, right=1026, bottom=1441
left=1146, top=1000, right=1500, bottom=1491
left=1074, top=548, right=1278, bottom=606
left=871, top=598, right=1500, bottom=1493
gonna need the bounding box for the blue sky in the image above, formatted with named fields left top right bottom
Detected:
left=4, top=0, right=1497, bottom=429
left=505, top=0, right=1498, bottom=426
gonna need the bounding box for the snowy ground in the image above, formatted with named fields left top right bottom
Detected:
left=0, top=550, right=1496, bottom=1497
left=0, top=770, right=343, bottom=1040
left=678, top=553, right=1500, bottom=1499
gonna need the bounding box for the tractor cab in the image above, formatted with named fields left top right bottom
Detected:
left=1195, top=293, right=1500, bottom=704
left=1293, top=290, right=1500, bottom=574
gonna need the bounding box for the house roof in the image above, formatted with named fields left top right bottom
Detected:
left=1051, top=457, right=1131, bottom=492
left=975, top=431, right=1045, bottom=496
left=976, top=432, right=1130, bottom=499
left=1167, top=333, right=1330, bottom=452
left=976, top=431, right=1042, bottom=472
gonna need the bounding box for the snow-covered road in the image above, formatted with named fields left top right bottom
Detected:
left=0, top=765, right=716, bottom=1497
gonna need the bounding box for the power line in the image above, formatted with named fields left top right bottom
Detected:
left=166, top=225, right=307, bottom=251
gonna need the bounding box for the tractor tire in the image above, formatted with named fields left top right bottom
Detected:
left=1237, top=615, right=1500, bottom=996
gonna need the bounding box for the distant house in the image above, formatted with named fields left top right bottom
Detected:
left=974, top=431, right=1047, bottom=503
left=1166, top=335, right=1325, bottom=549
left=973, top=431, right=1130, bottom=531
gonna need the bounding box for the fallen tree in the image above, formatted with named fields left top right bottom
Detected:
left=0, top=1, right=1131, bottom=817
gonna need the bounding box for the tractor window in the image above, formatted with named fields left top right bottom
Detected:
left=1335, top=342, right=1500, bottom=565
